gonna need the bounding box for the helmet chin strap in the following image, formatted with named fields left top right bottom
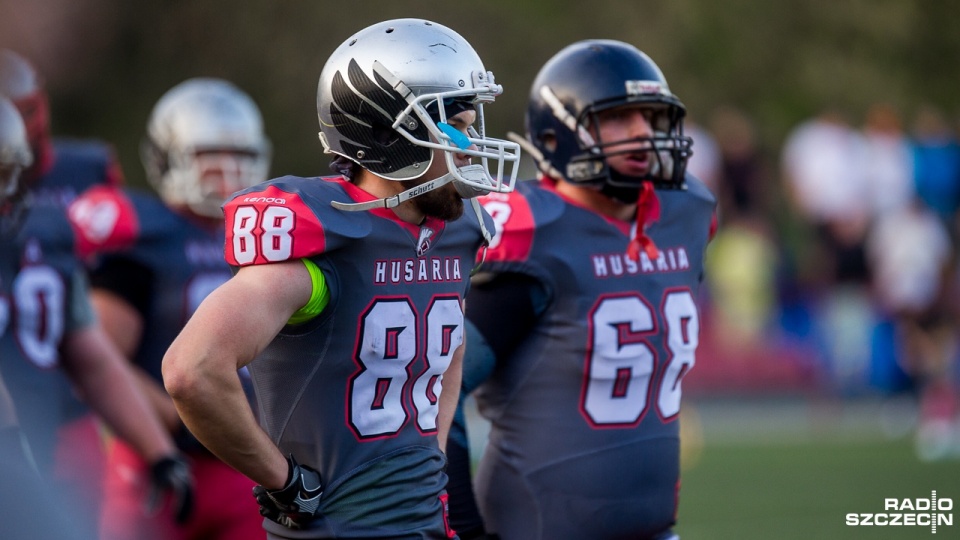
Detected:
left=330, top=174, right=455, bottom=212
left=331, top=165, right=494, bottom=246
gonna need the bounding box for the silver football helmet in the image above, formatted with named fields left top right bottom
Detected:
left=0, top=96, right=33, bottom=203
left=317, top=18, right=520, bottom=211
left=142, top=78, right=271, bottom=218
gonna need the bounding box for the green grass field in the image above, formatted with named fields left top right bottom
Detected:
left=464, top=396, right=959, bottom=538
left=675, top=400, right=960, bottom=539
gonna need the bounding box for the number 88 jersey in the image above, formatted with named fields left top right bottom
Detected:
left=224, top=175, right=492, bottom=537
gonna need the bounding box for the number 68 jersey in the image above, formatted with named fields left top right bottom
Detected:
left=471, top=176, right=716, bottom=539
left=224, top=175, right=492, bottom=537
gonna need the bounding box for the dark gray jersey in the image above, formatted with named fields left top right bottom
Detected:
left=224, top=176, right=491, bottom=538
left=470, top=176, right=716, bottom=539
left=0, top=201, right=92, bottom=468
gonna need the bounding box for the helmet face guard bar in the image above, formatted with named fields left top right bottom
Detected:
left=388, top=75, right=521, bottom=197
left=568, top=133, right=693, bottom=187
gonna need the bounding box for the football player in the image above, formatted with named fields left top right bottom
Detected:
left=0, top=62, right=187, bottom=539
left=446, top=40, right=717, bottom=539
left=0, top=47, right=132, bottom=531
left=163, top=18, right=519, bottom=539
left=0, top=95, right=34, bottom=463
left=68, top=78, right=271, bottom=540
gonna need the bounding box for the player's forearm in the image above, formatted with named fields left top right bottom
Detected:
left=163, top=269, right=303, bottom=489
left=436, top=345, right=465, bottom=453
left=164, top=353, right=285, bottom=488
left=61, top=325, right=176, bottom=462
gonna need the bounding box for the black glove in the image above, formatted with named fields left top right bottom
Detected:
left=146, top=454, right=194, bottom=523
left=252, top=454, right=323, bottom=529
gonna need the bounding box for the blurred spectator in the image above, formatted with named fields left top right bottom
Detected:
left=862, top=102, right=915, bottom=215
left=701, top=106, right=778, bottom=349
left=781, top=109, right=870, bottom=236
left=866, top=197, right=958, bottom=459
left=781, top=109, right=874, bottom=390
left=685, top=118, right=722, bottom=195
left=910, top=104, right=960, bottom=228
left=704, top=218, right=778, bottom=349
left=709, top=105, right=773, bottom=223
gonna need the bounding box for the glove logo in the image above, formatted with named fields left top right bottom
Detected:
left=253, top=454, right=323, bottom=529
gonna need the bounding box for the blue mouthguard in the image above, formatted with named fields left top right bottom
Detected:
left=437, top=122, right=471, bottom=150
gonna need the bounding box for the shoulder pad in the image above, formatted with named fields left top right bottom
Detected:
left=224, top=176, right=370, bottom=266
left=67, top=185, right=139, bottom=259
left=478, top=181, right=564, bottom=263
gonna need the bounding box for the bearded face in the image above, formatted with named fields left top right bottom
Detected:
left=400, top=176, right=464, bottom=222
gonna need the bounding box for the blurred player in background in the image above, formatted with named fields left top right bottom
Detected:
left=69, top=78, right=271, bottom=539
left=163, top=18, right=519, bottom=539
left=0, top=48, right=130, bottom=530
left=0, top=62, right=187, bottom=539
left=446, top=40, right=716, bottom=539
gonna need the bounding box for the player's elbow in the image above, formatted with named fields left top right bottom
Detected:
left=162, top=341, right=203, bottom=403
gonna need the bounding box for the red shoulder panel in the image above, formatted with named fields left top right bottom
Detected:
left=224, top=184, right=326, bottom=266
left=479, top=190, right=535, bottom=264
left=67, top=185, right=139, bottom=259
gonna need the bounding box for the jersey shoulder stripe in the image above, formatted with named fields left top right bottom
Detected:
left=224, top=176, right=372, bottom=266
left=479, top=180, right=564, bottom=264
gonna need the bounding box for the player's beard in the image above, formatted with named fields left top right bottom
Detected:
left=402, top=178, right=464, bottom=221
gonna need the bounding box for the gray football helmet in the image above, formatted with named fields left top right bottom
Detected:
left=0, top=96, right=33, bottom=203
left=317, top=18, right=519, bottom=210
left=142, top=78, right=271, bottom=218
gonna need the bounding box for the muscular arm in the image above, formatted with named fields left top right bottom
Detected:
left=436, top=340, right=464, bottom=453
left=466, top=272, right=546, bottom=363
left=163, top=259, right=312, bottom=490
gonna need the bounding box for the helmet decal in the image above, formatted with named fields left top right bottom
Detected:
left=327, top=58, right=430, bottom=176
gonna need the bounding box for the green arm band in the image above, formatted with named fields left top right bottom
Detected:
left=287, top=258, right=330, bottom=325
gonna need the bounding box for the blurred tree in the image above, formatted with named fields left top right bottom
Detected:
left=1, top=0, right=959, bottom=188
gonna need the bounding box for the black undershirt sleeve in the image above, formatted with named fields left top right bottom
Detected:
left=465, top=272, right=544, bottom=362
left=88, top=256, right=155, bottom=318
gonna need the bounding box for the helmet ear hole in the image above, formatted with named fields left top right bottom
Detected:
left=140, top=136, right=168, bottom=185
left=539, top=130, right=558, bottom=153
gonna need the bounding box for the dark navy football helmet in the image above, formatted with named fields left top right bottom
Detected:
left=525, top=40, right=692, bottom=194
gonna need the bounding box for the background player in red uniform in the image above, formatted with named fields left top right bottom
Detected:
left=69, top=78, right=271, bottom=540
left=163, top=18, right=519, bottom=539
left=446, top=40, right=717, bottom=540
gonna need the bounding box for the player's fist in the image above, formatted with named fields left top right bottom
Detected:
left=252, top=454, right=323, bottom=529
left=146, top=454, right=194, bottom=523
